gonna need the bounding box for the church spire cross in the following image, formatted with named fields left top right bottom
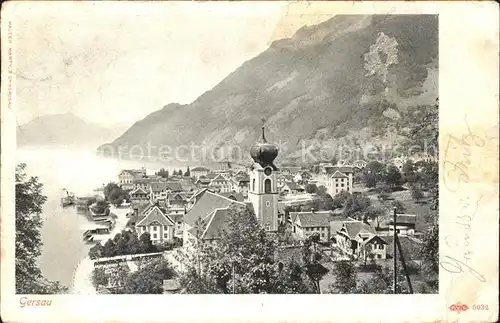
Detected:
left=261, top=126, right=267, bottom=143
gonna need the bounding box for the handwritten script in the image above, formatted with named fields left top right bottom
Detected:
left=441, top=116, right=493, bottom=282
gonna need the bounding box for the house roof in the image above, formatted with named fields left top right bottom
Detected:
left=136, top=205, right=174, bottom=226
left=201, top=208, right=230, bottom=239
left=149, top=182, right=168, bottom=192
left=219, top=191, right=245, bottom=202
left=188, top=188, right=208, bottom=202
left=130, top=187, right=149, bottom=195
left=164, top=182, right=183, bottom=192
left=341, top=221, right=376, bottom=239
left=191, top=166, right=210, bottom=172
left=364, top=235, right=388, bottom=245
left=210, top=174, right=229, bottom=183
left=324, top=166, right=354, bottom=174
left=384, top=236, right=423, bottom=260
left=330, top=171, right=348, bottom=179
left=329, top=216, right=351, bottom=234
left=120, top=169, right=144, bottom=176
left=278, top=173, right=295, bottom=181
left=196, top=177, right=212, bottom=184
left=205, top=173, right=218, bottom=179
left=389, top=214, right=417, bottom=224
left=134, top=177, right=154, bottom=184
left=281, top=166, right=302, bottom=174
left=163, top=279, right=181, bottom=292
left=284, top=181, right=299, bottom=190
left=294, top=211, right=333, bottom=227
left=184, top=190, right=245, bottom=226
left=167, top=192, right=189, bottom=201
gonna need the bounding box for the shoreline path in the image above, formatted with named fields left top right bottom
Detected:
left=71, top=205, right=130, bottom=294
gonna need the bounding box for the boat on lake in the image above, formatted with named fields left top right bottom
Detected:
left=60, top=189, right=75, bottom=207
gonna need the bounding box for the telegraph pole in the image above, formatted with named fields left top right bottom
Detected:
left=393, top=207, right=397, bottom=294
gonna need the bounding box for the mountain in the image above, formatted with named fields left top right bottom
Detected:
left=17, top=113, right=127, bottom=149
left=98, top=15, right=438, bottom=164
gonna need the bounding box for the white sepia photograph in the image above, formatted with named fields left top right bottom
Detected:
left=1, top=1, right=498, bottom=322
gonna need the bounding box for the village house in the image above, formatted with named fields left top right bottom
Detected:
left=182, top=190, right=248, bottom=246
left=149, top=182, right=184, bottom=203
left=208, top=174, right=234, bottom=193
left=133, top=177, right=155, bottom=191
left=277, top=173, right=294, bottom=188
left=291, top=210, right=333, bottom=242
left=280, top=166, right=302, bottom=176
left=294, top=170, right=312, bottom=183
left=315, top=166, right=354, bottom=197
left=190, top=166, right=210, bottom=180
left=280, top=181, right=303, bottom=195
left=118, top=168, right=146, bottom=190
left=129, top=187, right=149, bottom=203
left=166, top=192, right=190, bottom=208
left=352, top=160, right=367, bottom=169
left=135, top=204, right=176, bottom=245
left=391, top=156, right=407, bottom=171
left=195, top=176, right=211, bottom=189
left=336, top=220, right=387, bottom=259
left=378, top=214, right=417, bottom=236
left=233, top=173, right=250, bottom=198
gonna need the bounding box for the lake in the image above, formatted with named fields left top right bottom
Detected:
left=16, top=148, right=188, bottom=288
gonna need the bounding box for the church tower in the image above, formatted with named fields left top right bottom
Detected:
left=248, top=126, right=279, bottom=231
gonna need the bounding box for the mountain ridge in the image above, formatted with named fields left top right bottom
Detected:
left=17, top=112, right=127, bottom=149
left=98, top=15, right=438, bottom=164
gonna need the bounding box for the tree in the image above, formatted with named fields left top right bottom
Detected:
left=139, top=232, right=158, bottom=253
left=364, top=206, right=384, bottom=226
left=410, top=186, right=424, bottom=203
left=391, top=200, right=407, bottom=214
left=102, top=239, right=117, bottom=258
left=344, top=193, right=372, bottom=221
left=332, top=191, right=351, bottom=209
left=385, top=165, right=403, bottom=189
left=329, top=260, right=357, bottom=293
left=91, top=268, right=109, bottom=290
left=184, top=167, right=191, bottom=177
left=104, top=182, right=120, bottom=200
left=417, top=162, right=438, bottom=191
left=91, top=200, right=110, bottom=215
left=302, top=233, right=329, bottom=293
left=402, top=160, right=417, bottom=184
left=15, top=163, right=68, bottom=294
left=362, top=161, right=387, bottom=188
left=124, top=257, right=176, bottom=294
left=179, top=204, right=312, bottom=294
left=156, top=168, right=169, bottom=179
left=89, top=242, right=104, bottom=260
left=420, top=215, right=439, bottom=276
left=315, top=185, right=334, bottom=210
left=305, top=183, right=318, bottom=194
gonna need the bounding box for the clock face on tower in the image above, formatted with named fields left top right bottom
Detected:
left=264, top=167, right=272, bottom=176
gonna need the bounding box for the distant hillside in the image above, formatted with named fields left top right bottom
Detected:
left=98, top=15, right=438, bottom=164
left=17, top=113, right=126, bottom=149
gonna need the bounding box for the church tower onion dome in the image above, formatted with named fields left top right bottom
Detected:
left=250, top=127, right=278, bottom=170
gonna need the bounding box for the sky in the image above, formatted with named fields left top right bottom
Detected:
left=13, top=2, right=334, bottom=128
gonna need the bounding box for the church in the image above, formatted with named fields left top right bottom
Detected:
left=248, top=126, right=280, bottom=232
left=182, top=127, right=280, bottom=246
